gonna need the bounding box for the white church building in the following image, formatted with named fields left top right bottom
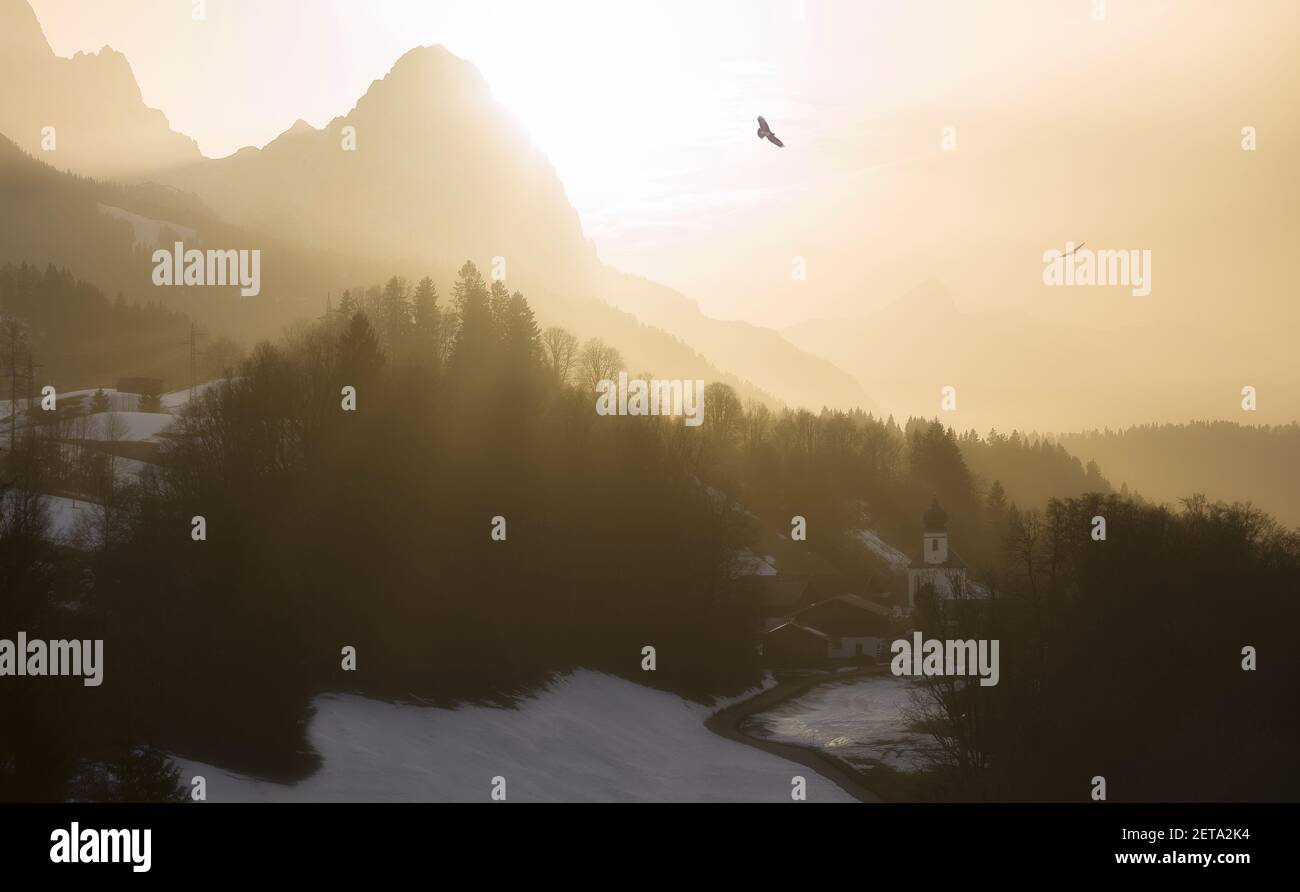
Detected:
left=906, top=499, right=977, bottom=610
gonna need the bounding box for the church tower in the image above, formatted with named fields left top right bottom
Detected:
left=907, top=499, right=968, bottom=610
left=922, top=499, right=949, bottom=564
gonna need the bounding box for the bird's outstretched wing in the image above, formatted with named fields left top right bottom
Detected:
left=766, top=133, right=784, bottom=147
left=758, top=115, right=769, bottom=132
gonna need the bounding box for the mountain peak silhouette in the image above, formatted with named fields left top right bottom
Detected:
left=345, top=44, right=494, bottom=126
left=151, top=40, right=589, bottom=292
left=0, top=0, right=201, bottom=177
left=0, top=0, right=51, bottom=59
left=389, top=43, right=485, bottom=80
left=70, top=46, right=147, bottom=103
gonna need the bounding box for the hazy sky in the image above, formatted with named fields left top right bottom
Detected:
left=28, top=0, right=1299, bottom=334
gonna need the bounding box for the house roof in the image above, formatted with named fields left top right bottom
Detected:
left=764, top=621, right=832, bottom=642
left=806, top=593, right=892, bottom=616
left=787, top=573, right=874, bottom=596
left=793, top=595, right=893, bottom=637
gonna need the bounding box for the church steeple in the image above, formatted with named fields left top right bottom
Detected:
left=908, top=498, right=973, bottom=610
left=922, top=499, right=949, bottom=565
left=923, top=498, right=948, bottom=532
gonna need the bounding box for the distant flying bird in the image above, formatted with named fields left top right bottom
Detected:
left=1064, top=241, right=1086, bottom=256
left=757, top=116, right=784, bottom=147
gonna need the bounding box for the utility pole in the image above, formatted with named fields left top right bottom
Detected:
left=188, top=323, right=208, bottom=402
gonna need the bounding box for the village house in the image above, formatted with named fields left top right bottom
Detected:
left=761, top=622, right=832, bottom=667
left=729, top=572, right=885, bottom=632
left=729, top=576, right=816, bottom=632
left=762, top=594, right=895, bottom=666
left=730, top=517, right=1000, bottom=666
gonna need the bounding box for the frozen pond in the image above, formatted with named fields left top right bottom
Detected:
left=744, top=674, right=939, bottom=773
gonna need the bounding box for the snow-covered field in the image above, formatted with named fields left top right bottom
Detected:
left=3, top=388, right=139, bottom=415
left=174, top=671, right=853, bottom=803
left=114, top=457, right=152, bottom=480
left=2, top=381, right=225, bottom=428
left=744, top=675, right=938, bottom=774
left=81, top=411, right=175, bottom=442
left=37, top=494, right=95, bottom=546
left=1, top=395, right=169, bottom=438
left=6, top=381, right=228, bottom=550
left=160, top=381, right=224, bottom=411
left=98, top=203, right=197, bottom=248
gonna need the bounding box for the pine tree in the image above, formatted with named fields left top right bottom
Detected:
left=489, top=280, right=511, bottom=339
left=449, top=261, right=494, bottom=376
left=337, top=311, right=385, bottom=383
left=909, top=419, right=974, bottom=508
left=502, top=292, right=539, bottom=368
left=379, top=276, right=411, bottom=350
left=986, top=479, right=1008, bottom=515
left=337, top=289, right=357, bottom=319
left=411, top=276, right=440, bottom=360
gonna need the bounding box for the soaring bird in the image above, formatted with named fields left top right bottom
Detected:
left=757, top=116, right=784, bottom=147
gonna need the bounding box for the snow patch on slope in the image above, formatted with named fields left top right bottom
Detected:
left=161, top=380, right=227, bottom=411
left=98, top=204, right=197, bottom=249
left=174, top=671, right=853, bottom=802
left=82, top=411, right=174, bottom=442
left=36, top=494, right=99, bottom=548
left=731, top=549, right=777, bottom=577
left=848, top=528, right=911, bottom=570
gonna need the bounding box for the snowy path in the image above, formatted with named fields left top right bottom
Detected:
left=705, top=669, right=885, bottom=802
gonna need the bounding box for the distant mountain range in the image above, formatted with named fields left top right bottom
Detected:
left=0, top=0, right=872, bottom=413
left=0, top=0, right=201, bottom=178
left=784, top=278, right=1282, bottom=433
left=0, top=133, right=786, bottom=406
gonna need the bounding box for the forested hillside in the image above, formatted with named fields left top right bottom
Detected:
left=911, top=493, right=1300, bottom=801
left=0, top=262, right=241, bottom=390
left=0, top=134, right=382, bottom=344
left=1058, top=422, right=1300, bottom=527
left=4, top=258, right=1297, bottom=803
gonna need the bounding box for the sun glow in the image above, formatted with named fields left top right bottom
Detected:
left=435, top=1, right=772, bottom=239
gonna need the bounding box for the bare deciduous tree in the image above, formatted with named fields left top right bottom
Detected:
left=83, top=411, right=131, bottom=549
left=703, top=382, right=743, bottom=446
left=741, top=399, right=770, bottom=452
left=578, top=337, right=624, bottom=392
left=540, top=326, right=579, bottom=386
